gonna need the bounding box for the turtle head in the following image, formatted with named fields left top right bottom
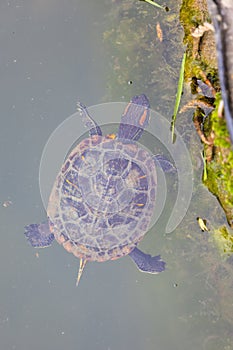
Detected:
left=131, top=94, right=150, bottom=108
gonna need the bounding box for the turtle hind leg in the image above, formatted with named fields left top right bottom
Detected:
left=24, top=222, right=55, bottom=248
left=129, top=247, right=166, bottom=274
left=153, top=154, right=176, bottom=173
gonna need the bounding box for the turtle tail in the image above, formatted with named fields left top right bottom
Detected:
left=76, top=259, right=87, bottom=286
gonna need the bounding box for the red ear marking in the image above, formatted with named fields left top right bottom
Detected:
left=139, top=110, right=148, bottom=126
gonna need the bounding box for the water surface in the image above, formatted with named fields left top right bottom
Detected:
left=0, top=1, right=233, bottom=350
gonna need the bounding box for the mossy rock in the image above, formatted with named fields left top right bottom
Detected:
left=180, top=0, right=233, bottom=227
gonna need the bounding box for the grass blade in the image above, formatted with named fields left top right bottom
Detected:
left=171, top=52, right=186, bottom=143
left=142, top=0, right=164, bottom=10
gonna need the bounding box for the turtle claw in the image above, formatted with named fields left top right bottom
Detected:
left=25, top=222, right=54, bottom=248
left=129, top=247, right=166, bottom=274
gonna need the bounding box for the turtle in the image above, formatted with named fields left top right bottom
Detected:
left=25, top=94, right=174, bottom=285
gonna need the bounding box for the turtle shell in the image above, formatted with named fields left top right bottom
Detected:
left=47, top=134, right=157, bottom=262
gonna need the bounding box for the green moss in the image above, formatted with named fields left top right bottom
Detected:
left=203, top=94, right=233, bottom=225
left=180, top=0, right=218, bottom=80
left=211, top=95, right=232, bottom=148
left=212, top=226, right=233, bottom=257
left=180, top=0, right=209, bottom=30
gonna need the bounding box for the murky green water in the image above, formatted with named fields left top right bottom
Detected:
left=0, top=1, right=233, bottom=349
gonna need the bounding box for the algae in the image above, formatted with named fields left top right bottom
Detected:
left=102, top=0, right=184, bottom=115
left=212, top=225, right=233, bottom=257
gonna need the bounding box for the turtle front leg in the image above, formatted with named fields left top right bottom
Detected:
left=129, top=247, right=166, bottom=274
left=24, top=222, right=55, bottom=248
left=77, top=102, right=102, bottom=137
